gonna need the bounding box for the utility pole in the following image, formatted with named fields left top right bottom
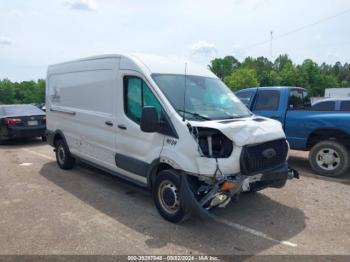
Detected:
left=270, top=31, right=273, bottom=62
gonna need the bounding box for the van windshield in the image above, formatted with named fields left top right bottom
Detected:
left=152, top=74, right=252, bottom=121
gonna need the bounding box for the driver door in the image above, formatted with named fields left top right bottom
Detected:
left=114, top=73, right=165, bottom=179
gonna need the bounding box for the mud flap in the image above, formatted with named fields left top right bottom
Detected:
left=179, top=174, right=215, bottom=220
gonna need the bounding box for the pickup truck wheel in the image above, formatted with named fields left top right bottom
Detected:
left=55, top=139, right=75, bottom=170
left=309, top=140, right=349, bottom=177
left=153, top=170, right=188, bottom=223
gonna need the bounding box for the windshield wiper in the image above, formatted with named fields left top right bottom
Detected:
left=176, top=109, right=211, bottom=121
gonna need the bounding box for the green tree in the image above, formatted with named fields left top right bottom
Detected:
left=209, top=56, right=240, bottom=80
left=279, top=63, right=298, bottom=86
left=224, top=68, right=259, bottom=91
left=241, top=56, right=274, bottom=86
left=270, top=70, right=282, bottom=86
left=0, top=79, right=15, bottom=104
left=297, top=59, right=322, bottom=95
left=274, top=54, right=293, bottom=71
left=0, top=79, right=45, bottom=104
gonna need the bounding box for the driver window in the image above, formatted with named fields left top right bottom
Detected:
left=124, top=76, right=162, bottom=124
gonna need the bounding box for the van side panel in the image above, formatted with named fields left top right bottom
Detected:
left=47, top=59, right=119, bottom=170
left=50, top=70, right=114, bottom=114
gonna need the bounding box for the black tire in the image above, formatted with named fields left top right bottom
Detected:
left=153, top=169, right=188, bottom=223
left=309, top=140, right=349, bottom=177
left=55, top=139, right=75, bottom=170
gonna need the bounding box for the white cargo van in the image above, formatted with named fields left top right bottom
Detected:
left=46, top=54, right=298, bottom=222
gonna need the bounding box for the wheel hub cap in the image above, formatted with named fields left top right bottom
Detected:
left=158, top=180, right=180, bottom=214
left=58, top=145, right=65, bottom=164
left=316, top=148, right=340, bottom=171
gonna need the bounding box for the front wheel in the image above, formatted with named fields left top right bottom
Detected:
left=309, top=140, right=349, bottom=177
left=153, top=170, right=188, bottom=223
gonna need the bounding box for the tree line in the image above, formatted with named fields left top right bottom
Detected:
left=210, top=54, right=350, bottom=96
left=1, top=54, right=349, bottom=104
left=0, top=79, right=45, bottom=104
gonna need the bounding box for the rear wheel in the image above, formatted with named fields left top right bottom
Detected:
left=55, top=139, right=75, bottom=170
left=309, top=140, right=349, bottom=177
left=153, top=170, right=188, bottom=223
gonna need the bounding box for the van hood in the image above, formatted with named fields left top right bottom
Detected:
left=188, top=116, right=286, bottom=147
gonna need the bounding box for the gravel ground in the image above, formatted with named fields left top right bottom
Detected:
left=0, top=140, right=349, bottom=256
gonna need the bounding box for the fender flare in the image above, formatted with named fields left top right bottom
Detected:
left=48, top=129, right=71, bottom=153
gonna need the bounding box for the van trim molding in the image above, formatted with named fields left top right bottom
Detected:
left=50, top=108, right=76, bottom=116
left=115, top=153, right=150, bottom=178
left=74, top=156, right=148, bottom=188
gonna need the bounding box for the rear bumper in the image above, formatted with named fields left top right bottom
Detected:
left=4, top=125, right=46, bottom=139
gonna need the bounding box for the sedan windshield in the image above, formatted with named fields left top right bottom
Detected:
left=152, top=74, right=251, bottom=120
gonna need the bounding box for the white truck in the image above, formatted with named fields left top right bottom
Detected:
left=46, top=54, right=298, bottom=223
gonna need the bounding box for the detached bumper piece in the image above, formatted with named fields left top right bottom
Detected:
left=179, top=174, right=246, bottom=220
left=179, top=163, right=299, bottom=220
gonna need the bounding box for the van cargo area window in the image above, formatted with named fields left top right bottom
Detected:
left=124, top=76, right=161, bottom=124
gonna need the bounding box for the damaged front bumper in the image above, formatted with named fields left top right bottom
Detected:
left=179, top=162, right=299, bottom=219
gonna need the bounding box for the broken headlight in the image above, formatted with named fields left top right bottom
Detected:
left=191, top=127, right=233, bottom=158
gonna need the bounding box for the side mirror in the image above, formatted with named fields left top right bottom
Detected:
left=140, top=106, right=160, bottom=133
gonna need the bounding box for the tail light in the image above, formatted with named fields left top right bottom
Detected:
left=4, top=117, right=22, bottom=126
left=42, top=116, right=47, bottom=124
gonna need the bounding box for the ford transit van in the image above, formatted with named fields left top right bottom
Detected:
left=46, top=54, right=298, bottom=222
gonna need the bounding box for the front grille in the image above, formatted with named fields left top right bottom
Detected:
left=240, top=139, right=288, bottom=175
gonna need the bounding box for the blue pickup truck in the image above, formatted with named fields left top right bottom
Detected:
left=236, top=86, right=350, bottom=177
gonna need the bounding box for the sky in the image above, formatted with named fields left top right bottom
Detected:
left=1, top=0, right=350, bottom=81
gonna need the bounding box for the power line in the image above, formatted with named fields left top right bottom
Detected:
left=242, top=8, right=350, bottom=51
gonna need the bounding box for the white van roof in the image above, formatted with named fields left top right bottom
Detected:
left=48, top=54, right=217, bottom=78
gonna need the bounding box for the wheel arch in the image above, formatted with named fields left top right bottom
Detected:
left=49, top=130, right=72, bottom=154
left=306, top=128, right=350, bottom=150
left=146, top=160, right=177, bottom=189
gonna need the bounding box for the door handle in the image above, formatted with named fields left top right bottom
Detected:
left=105, top=121, right=114, bottom=126
left=118, top=124, right=127, bottom=130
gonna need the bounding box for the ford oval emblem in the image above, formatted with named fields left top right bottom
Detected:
left=262, top=148, right=276, bottom=160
